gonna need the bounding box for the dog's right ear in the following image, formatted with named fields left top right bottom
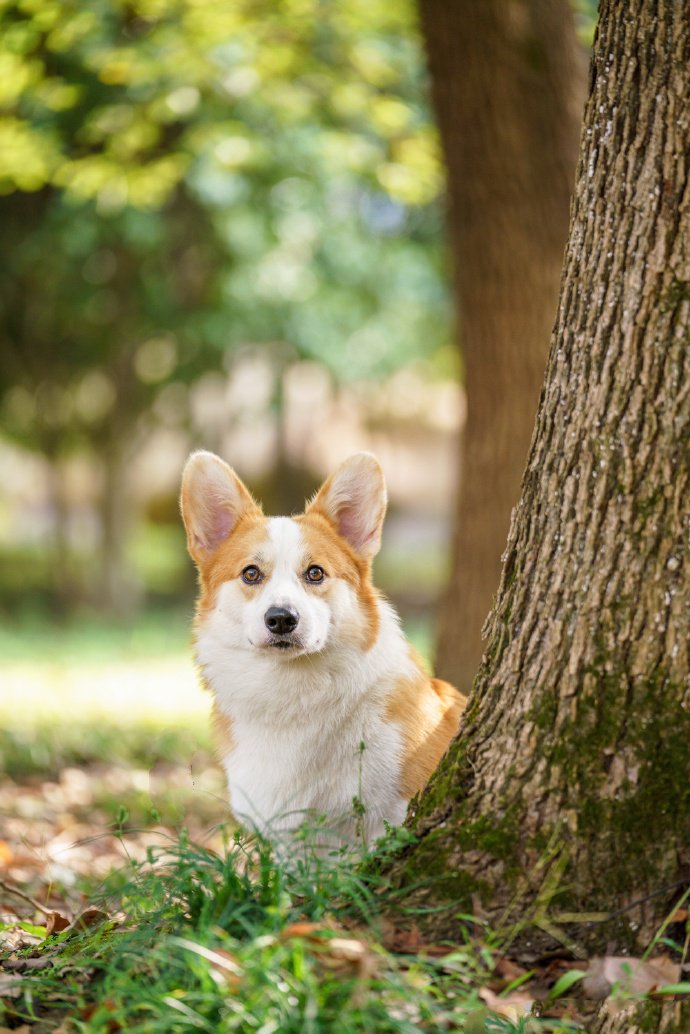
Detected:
left=180, top=451, right=261, bottom=566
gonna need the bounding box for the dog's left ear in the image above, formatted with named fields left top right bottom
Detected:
left=307, top=453, right=387, bottom=559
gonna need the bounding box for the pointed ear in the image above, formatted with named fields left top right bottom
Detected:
left=180, top=451, right=261, bottom=566
left=307, top=453, right=387, bottom=559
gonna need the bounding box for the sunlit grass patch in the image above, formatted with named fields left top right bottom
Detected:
left=0, top=656, right=209, bottom=730
left=0, top=609, right=209, bottom=746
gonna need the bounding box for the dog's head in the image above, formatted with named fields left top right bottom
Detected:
left=180, top=451, right=387, bottom=658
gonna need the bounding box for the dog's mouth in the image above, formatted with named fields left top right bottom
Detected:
left=266, top=635, right=302, bottom=652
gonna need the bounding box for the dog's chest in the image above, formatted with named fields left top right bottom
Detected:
left=222, top=699, right=406, bottom=839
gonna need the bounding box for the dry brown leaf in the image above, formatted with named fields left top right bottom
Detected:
left=0, top=925, right=43, bottom=951
left=327, top=937, right=370, bottom=963
left=81, top=998, right=121, bottom=1033
left=583, top=955, right=681, bottom=1000
left=44, top=909, right=72, bottom=936
left=493, top=956, right=530, bottom=986
left=1, top=956, right=25, bottom=973
left=23, top=956, right=55, bottom=971
left=3, top=955, right=54, bottom=974
left=479, top=986, right=534, bottom=1021
left=325, top=937, right=379, bottom=989
left=68, top=906, right=110, bottom=933
left=278, top=921, right=378, bottom=982
left=379, top=921, right=425, bottom=954
left=281, top=921, right=329, bottom=940
left=0, top=972, right=23, bottom=999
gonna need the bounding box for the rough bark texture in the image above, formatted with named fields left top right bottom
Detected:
left=591, top=999, right=684, bottom=1034
left=385, top=0, right=690, bottom=977
left=422, top=0, right=585, bottom=691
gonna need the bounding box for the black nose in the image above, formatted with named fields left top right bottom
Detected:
left=264, top=606, right=299, bottom=635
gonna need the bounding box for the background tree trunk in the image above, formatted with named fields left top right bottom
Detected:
left=385, top=0, right=690, bottom=970
left=422, top=0, right=585, bottom=691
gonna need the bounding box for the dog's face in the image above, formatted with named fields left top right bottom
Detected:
left=180, top=452, right=387, bottom=659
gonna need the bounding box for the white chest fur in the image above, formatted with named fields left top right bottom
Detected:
left=196, top=597, right=416, bottom=844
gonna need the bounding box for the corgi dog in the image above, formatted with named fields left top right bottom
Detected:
left=180, top=450, right=466, bottom=846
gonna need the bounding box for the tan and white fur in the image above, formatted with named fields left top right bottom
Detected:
left=181, top=450, right=466, bottom=846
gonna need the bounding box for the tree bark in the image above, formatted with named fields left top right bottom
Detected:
left=591, top=1001, right=686, bottom=1034
left=421, top=0, right=585, bottom=691
left=96, top=352, right=142, bottom=615
left=385, top=0, right=690, bottom=965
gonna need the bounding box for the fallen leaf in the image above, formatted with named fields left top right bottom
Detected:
left=326, top=937, right=370, bottom=963
left=0, top=925, right=43, bottom=951
left=68, top=907, right=110, bottom=933
left=81, top=998, right=121, bottom=1032
left=493, top=956, right=530, bottom=986
left=281, top=921, right=326, bottom=939
left=3, top=955, right=54, bottom=974
left=479, top=986, right=534, bottom=1021
left=379, top=921, right=425, bottom=954
left=44, top=909, right=71, bottom=936
left=0, top=972, right=23, bottom=999
left=23, top=956, right=55, bottom=971
left=1, top=956, right=25, bottom=972
left=583, top=955, right=681, bottom=999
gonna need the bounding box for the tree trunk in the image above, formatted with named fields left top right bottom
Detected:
left=47, top=454, right=75, bottom=611
left=385, top=0, right=690, bottom=968
left=591, top=999, right=683, bottom=1034
left=99, top=435, right=138, bottom=614
left=97, top=355, right=142, bottom=615
left=422, top=0, right=585, bottom=691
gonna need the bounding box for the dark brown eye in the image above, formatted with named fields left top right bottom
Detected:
left=305, top=565, right=325, bottom=584
left=241, top=565, right=263, bottom=585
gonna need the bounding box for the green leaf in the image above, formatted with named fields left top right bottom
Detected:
left=545, top=968, right=587, bottom=1000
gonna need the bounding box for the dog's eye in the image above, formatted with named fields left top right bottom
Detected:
left=241, top=565, right=263, bottom=585
left=305, top=565, right=325, bottom=584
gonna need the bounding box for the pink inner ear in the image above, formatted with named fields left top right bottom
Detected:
left=207, top=508, right=234, bottom=549
left=214, top=509, right=234, bottom=539
left=194, top=506, right=234, bottom=552
left=338, top=506, right=375, bottom=551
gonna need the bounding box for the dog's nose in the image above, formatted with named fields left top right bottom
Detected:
left=264, top=606, right=299, bottom=635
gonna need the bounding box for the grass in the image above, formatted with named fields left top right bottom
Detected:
left=3, top=825, right=579, bottom=1033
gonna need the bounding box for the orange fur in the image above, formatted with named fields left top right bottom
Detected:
left=386, top=672, right=467, bottom=799
left=297, top=511, right=380, bottom=649
left=194, top=514, right=268, bottom=615
left=211, top=700, right=235, bottom=757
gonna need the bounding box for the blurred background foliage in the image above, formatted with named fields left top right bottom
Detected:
left=0, top=0, right=598, bottom=734
left=0, top=0, right=459, bottom=629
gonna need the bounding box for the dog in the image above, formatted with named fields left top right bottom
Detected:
left=180, top=450, right=466, bottom=846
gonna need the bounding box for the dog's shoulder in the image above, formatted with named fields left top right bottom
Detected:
left=384, top=655, right=467, bottom=800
